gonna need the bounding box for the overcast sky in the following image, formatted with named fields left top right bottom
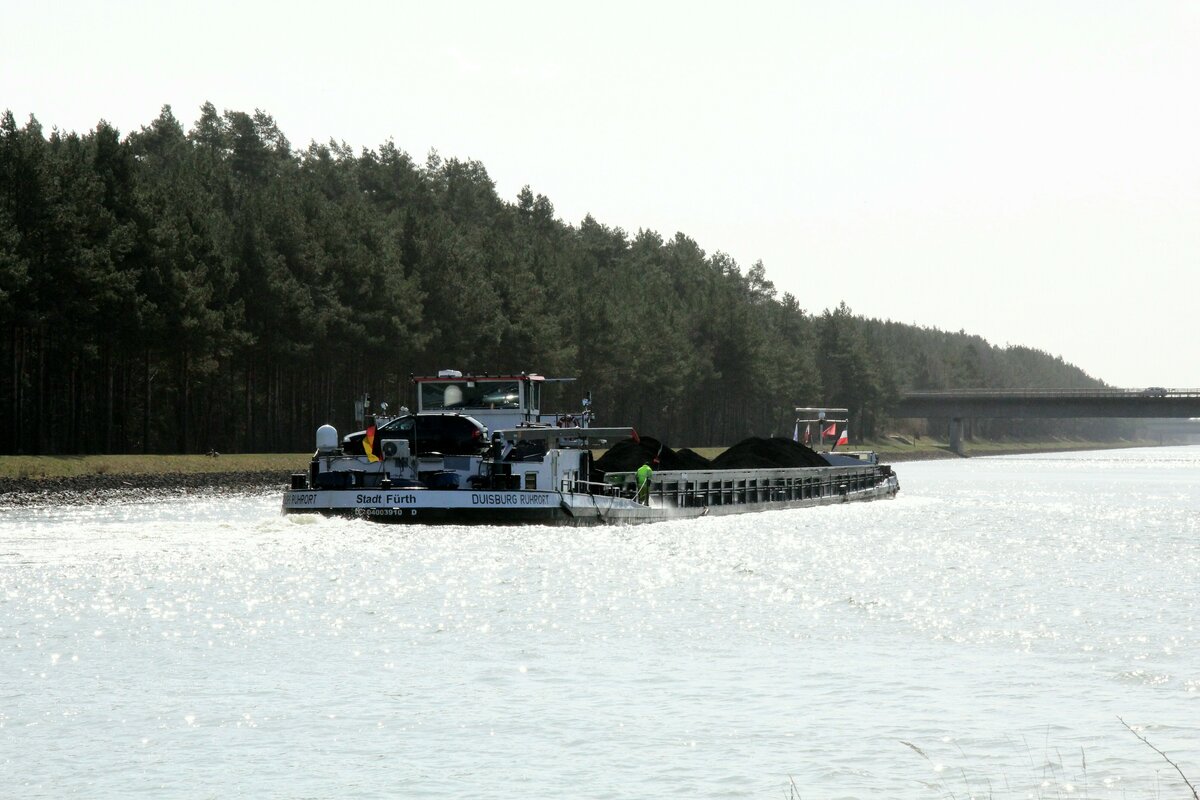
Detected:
left=5, top=1, right=1198, bottom=387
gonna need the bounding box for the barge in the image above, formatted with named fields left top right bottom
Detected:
left=281, top=371, right=899, bottom=524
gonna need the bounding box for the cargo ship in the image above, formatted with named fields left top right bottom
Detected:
left=281, top=371, right=899, bottom=524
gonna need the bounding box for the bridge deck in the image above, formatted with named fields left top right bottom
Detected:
left=894, top=389, right=1200, bottom=419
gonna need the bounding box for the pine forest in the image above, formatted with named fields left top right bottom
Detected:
left=0, top=106, right=1111, bottom=455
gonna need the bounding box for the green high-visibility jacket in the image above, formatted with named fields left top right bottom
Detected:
left=636, top=463, right=653, bottom=491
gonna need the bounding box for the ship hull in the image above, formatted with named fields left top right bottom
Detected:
left=282, top=475, right=899, bottom=525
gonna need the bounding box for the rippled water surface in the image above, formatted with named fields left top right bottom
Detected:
left=3, top=447, right=1199, bottom=798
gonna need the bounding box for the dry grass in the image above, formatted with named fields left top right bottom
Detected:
left=860, top=436, right=1159, bottom=456
left=889, top=719, right=1198, bottom=800
left=593, top=438, right=1162, bottom=463
left=2, top=438, right=1168, bottom=480
left=0, top=453, right=310, bottom=481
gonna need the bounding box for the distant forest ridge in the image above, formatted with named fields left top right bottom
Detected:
left=0, top=105, right=1114, bottom=455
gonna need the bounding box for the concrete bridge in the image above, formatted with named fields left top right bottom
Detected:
left=1145, top=418, right=1200, bottom=444
left=892, top=388, right=1200, bottom=454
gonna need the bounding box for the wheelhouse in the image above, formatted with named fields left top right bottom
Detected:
left=414, top=371, right=546, bottom=432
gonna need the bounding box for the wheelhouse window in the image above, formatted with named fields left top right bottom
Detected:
left=420, top=380, right=522, bottom=410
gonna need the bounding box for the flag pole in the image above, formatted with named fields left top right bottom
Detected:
left=793, top=407, right=849, bottom=452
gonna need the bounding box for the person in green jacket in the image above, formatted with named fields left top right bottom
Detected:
left=636, top=460, right=654, bottom=505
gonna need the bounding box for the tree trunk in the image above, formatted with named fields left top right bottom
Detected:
left=244, top=361, right=253, bottom=452
left=143, top=348, right=152, bottom=454
left=178, top=348, right=190, bottom=453
left=34, top=327, right=45, bottom=455
left=104, top=344, right=114, bottom=454
left=9, top=326, right=20, bottom=453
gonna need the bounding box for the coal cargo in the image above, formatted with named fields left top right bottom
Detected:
left=592, top=437, right=695, bottom=473
left=595, top=436, right=830, bottom=473
left=711, top=437, right=830, bottom=469
left=673, top=448, right=715, bottom=470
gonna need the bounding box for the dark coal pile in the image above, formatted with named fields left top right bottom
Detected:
left=673, top=448, right=715, bottom=470
left=594, top=436, right=830, bottom=473
left=592, top=437, right=697, bottom=473
left=0, top=471, right=291, bottom=509
left=711, top=437, right=830, bottom=469
left=709, top=451, right=780, bottom=470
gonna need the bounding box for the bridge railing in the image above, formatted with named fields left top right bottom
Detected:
left=901, top=388, right=1200, bottom=399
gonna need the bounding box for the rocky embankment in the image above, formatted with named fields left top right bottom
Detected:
left=0, top=470, right=291, bottom=509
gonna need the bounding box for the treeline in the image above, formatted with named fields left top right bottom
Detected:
left=0, top=105, right=1112, bottom=455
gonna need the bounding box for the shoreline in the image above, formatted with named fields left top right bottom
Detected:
left=0, top=441, right=1186, bottom=510
left=874, top=438, right=1175, bottom=463
left=0, top=470, right=291, bottom=510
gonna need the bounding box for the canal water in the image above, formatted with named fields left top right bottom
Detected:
left=2, top=447, right=1198, bottom=798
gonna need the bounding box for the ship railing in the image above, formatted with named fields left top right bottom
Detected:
left=565, top=478, right=631, bottom=499
left=603, top=464, right=887, bottom=508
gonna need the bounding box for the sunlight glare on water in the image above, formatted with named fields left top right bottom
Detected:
left=2, top=447, right=1198, bottom=798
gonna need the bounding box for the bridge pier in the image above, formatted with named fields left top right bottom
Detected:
left=894, top=389, right=1200, bottom=454
left=949, top=417, right=965, bottom=456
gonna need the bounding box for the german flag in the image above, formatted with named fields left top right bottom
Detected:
left=363, top=424, right=380, bottom=463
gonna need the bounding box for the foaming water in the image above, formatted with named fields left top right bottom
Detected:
left=2, top=448, right=1199, bottom=798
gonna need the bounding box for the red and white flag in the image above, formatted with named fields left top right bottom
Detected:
left=834, top=426, right=849, bottom=449
left=803, top=424, right=812, bottom=445
left=822, top=422, right=837, bottom=439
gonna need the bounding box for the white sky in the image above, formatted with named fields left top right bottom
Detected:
left=4, top=1, right=1198, bottom=387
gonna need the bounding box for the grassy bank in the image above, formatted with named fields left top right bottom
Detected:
left=648, top=437, right=1166, bottom=464
left=860, top=436, right=1164, bottom=462
left=0, top=453, right=310, bottom=481
left=0, top=438, right=1173, bottom=482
